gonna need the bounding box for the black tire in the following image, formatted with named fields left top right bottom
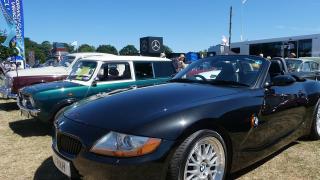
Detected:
left=167, top=130, right=228, bottom=180
left=310, top=102, right=320, bottom=140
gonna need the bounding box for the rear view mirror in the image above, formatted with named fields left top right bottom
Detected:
left=91, top=81, right=97, bottom=87
left=271, top=75, right=296, bottom=86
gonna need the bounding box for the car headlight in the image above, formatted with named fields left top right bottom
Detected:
left=90, top=131, right=161, bottom=157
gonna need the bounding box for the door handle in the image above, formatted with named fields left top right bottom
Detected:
left=130, top=85, right=138, bottom=89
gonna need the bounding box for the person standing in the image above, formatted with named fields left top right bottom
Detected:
left=160, top=53, right=166, bottom=58
left=177, top=54, right=187, bottom=72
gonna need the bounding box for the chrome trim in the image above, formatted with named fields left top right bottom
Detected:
left=0, top=86, right=17, bottom=99
left=17, top=96, right=40, bottom=117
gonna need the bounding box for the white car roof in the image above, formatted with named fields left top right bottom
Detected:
left=67, top=52, right=115, bottom=58
left=80, top=55, right=172, bottom=62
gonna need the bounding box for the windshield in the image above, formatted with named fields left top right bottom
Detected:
left=285, top=59, right=302, bottom=72
left=68, top=61, right=97, bottom=81
left=57, top=56, right=76, bottom=67
left=172, top=56, right=265, bottom=87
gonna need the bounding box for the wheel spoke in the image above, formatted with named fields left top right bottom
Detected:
left=183, top=136, right=225, bottom=180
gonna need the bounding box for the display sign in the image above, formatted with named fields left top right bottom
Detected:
left=140, top=37, right=163, bottom=56
left=0, top=0, right=25, bottom=62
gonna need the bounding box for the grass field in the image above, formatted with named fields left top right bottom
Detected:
left=0, top=99, right=319, bottom=180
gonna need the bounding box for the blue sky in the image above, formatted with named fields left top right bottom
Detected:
left=24, top=0, right=320, bottom=52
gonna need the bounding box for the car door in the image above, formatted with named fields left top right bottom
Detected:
left=89, top=62, right=136, bottom=95
left=261, top=76, right=307, bottom=144
left=309, top=61, right=320, bottom=80
left=300, top=62, right=315, bottom=80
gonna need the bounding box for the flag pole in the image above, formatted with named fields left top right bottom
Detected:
left=229, top=6, right=232, bottom=51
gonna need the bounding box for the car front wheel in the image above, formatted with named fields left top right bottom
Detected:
left=310, top=102, right=320, bottom=140
left=168, top=130, right=227, bottom=180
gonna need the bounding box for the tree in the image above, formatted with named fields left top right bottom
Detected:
left=119, top=45, right=139, bottom=56
left=163, top=45, right=173, bottom=55
left=64, top=43, right=75, bottom=53
left=24, top=38, right=47, bottom=63
left=78, top=44, right=95, bottom=52
left=40, top=41, right=52, bottom=57
left=96, top=45, right=118, bottom=55
left=0, top=45, right=13, bottom=60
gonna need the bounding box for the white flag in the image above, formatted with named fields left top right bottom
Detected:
left=70, top=41, right=78, bottom=47
left=222, top=35, right=228, bottom=46
left=242, top=0, right=248, bottom=4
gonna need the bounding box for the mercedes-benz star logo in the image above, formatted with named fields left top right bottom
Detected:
left=151, top=40, right=161, bottom=52
left=141, top=40, right=148, bottom=52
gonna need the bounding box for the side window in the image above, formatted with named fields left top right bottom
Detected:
left=310, top=62, right=319, bottom=72
left=134, top=62, right=154, bottom=80
left=96, top=62, right=131, bottom=82
left=153, top=61, right=176, bottom=78
left=301, top=62, right=311, bottom=72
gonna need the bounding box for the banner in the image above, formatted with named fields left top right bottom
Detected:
left=0, top=0, right=25, bottom=62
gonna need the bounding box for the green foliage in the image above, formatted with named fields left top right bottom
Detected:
left=119, top=45, right=139, bottom=56
left=0, top=36, right=5, bottom=44
left=163, top=45, right=173, bottom=54
left=96, top=45, right=118, bottom=55
left=0, top=46, right=15, bottom=60
left=64, top=43, right=75, bottom=53
left=40, top=41, right=52, bottom=57
left=78, top=44, right=95, bottom=52
left=24, top=38, right=47, bottom=63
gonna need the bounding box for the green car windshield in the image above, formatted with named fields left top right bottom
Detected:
left=68, top=61, right=97, bottom=81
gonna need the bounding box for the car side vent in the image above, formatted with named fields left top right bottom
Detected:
left=57, top=133, right=82, bottom=156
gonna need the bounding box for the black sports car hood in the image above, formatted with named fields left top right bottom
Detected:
left=63, top=83, right=243, bottom=134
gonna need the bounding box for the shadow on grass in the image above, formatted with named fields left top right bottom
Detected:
left=0, top=101, right=19, bottom=111
left=34, top=157, right=69, bottom=180
left=228, top=141, right=299, bottom=180
left=9, top=118, right=53, bottom=137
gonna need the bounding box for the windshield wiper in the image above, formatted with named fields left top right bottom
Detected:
left=208, top=80, right=250, bottom=87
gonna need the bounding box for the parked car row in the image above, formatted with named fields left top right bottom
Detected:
left=0, top=53, right=107, bottom=99
left=1, top=55, right=320, bottom=180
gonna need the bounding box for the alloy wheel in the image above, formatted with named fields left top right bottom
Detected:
left=316, top=104, right=320, bottom=136
left=183, top=137, right=225, bottom=180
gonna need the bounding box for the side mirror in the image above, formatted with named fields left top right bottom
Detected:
left=271, top=75, right=296, bottom=86
left=91, top=80, right=97, bottom=87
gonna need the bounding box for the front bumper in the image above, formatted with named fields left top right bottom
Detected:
left=0, top=86, right=17, bottom=99
left=53, top=117, right=175, bottom=179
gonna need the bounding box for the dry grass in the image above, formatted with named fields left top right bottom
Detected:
left=0, top=99, right=319, bottom=180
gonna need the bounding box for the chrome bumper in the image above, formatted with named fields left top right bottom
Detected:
left=17, top=97, right=40, bottom=117
left=0, top=86, right=17, bottom=99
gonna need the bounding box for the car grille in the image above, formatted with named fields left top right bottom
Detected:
left=57, top=133, right=82, bottom=156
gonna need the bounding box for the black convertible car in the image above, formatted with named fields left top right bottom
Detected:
left=52, top=55, right=320, bottom=180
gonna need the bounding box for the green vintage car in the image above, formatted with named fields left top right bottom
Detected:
left=17, top=55, right=176, bottom=122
